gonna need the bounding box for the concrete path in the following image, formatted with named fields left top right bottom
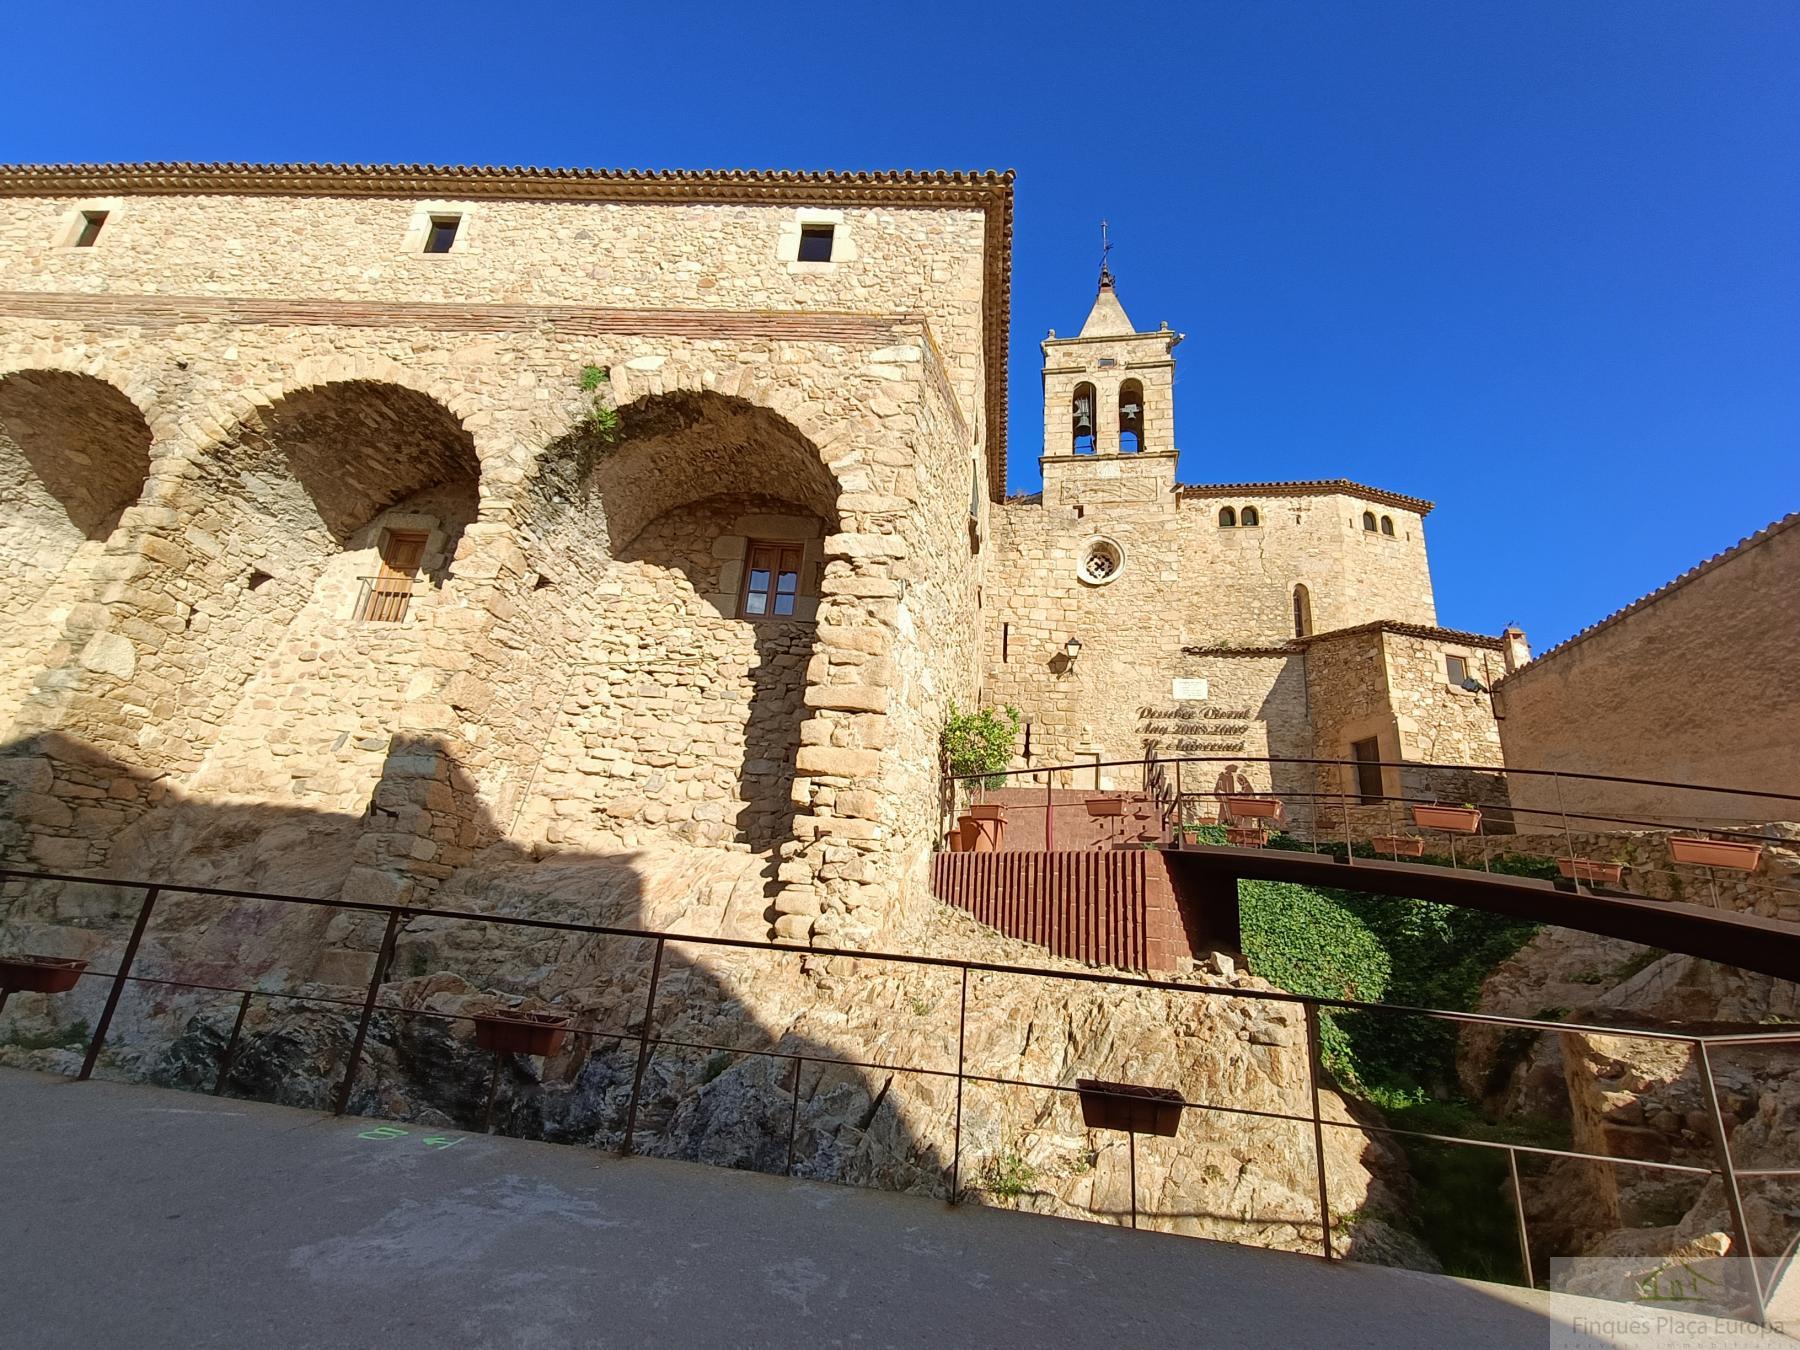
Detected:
left=0, top=1068, right=1780, bottom=1348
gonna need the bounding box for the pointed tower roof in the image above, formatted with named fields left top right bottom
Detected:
left=1078, top=267, right=1137, bottom=337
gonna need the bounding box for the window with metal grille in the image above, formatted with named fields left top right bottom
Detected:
left=740, top=540, right=803, bottom=618
left=424, top=215, right=461, bottom=253
left=357, top=529, right=428, bottom=622
left=73, top=211, right=108, bottom=247
left=797, top=224, right=834, bottom=262
left=1350, top=737, right=1383, bottom=805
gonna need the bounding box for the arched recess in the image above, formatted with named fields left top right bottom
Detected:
left=1071, top=382, right=1097, bottom=454
left=1118, top=379, right=1144, bottom=453
left=166, top=379, right=482, bottom=793
left=1293, top=584, right=1313, bottom=638
left=0, top=370, right=154, bottom=730
left=515, top=389, right=842, bottom=855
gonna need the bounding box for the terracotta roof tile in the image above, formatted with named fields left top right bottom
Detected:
left=1177, top=478, right=1434, bottom=516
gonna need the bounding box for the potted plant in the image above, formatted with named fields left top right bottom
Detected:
left=0, top=955, right=88, bottom=994
left=1369, top=835, right=1425, bottom=857
left=942, top=701, right=1021, bottom=852
left=472, top=1007, right=570, bottom=1057
left=1557, top=858, right=1627, bottom=886
left=1669, top=837, right=1763, bottom=872
left=1412, top=803, right=1482, bottom=833
left=1075, top=1078, right=1185, bottom=1136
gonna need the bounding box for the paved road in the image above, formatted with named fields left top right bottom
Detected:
left=0, top=1068, right=1781, bottom=1348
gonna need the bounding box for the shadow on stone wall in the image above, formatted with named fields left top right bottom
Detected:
left=0, top=730, right=959, bottom=1201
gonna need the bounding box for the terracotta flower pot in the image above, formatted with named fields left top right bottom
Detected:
left=968, top=803, right=1006, bottom=821
left=1230, top=797, right=1282, bottom=820
left=473, top=1010, right=570, bottom=1057
left=1670, top=838, right=1763, bottom=872
left=960, top=813, right=1004, bottom=853
left=1226, top=826, right=1268, bottom=848
left=1557, top=858, right=1626, bottom=885
left=1370, top=835, right=1425, bottom=857
left=0, top=955, right=88, bottom=995
left=1412, top=804, right=1482, bottom=833
left=1085, top=798, right=1124, bottom=818
left=1076, top=1078, right=1185, bottom=1137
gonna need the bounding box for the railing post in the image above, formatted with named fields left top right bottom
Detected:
left=79, top=885, right=159, bottom=1081
left=1044, top=771, right=1054, bottom=853
left=785, top=1054, right=806, bottom=1176
left=1303, top=999, right=1333, bottom=1259
left=333, top=906, right=404, bottom=1116
left=1696, top=1038, right=1768, bottom=1326
left=950, top=965, right=969, bottom=1203
left=1507, top=1146, right=1534, bottom=1288
left=619, top=936, right=667, bottom=1157
left=212, top=990, right=254, bottom=1095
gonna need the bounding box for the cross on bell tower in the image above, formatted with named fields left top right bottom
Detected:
left=1039, top=225, right=1183, bottom=475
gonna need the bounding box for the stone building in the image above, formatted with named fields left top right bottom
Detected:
left=1494, top=512, right=1799, bottom=831
left=985, top=269, right=1529, bottom=822
left=0, top=161, right=1526, bottom=944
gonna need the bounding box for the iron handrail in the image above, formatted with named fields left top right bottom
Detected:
left=0, top=862, right=1789, bottom=1321
left=946, top=750, right=1800, bottom=805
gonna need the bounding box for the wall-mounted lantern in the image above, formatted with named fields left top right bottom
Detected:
left=1063, top=636, right=1082, bottom=666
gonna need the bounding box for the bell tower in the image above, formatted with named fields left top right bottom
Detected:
left=1039, top=233, right=1182, bottom=511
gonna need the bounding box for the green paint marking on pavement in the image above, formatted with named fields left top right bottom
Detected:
left=355, top=1125, right=467, bottom=1148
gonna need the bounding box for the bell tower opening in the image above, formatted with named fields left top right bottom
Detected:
left=1037, top=229, right=1184, bottom=507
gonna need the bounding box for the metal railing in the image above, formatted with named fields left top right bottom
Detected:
left=943, top=751, right=1800, bottom=911
left=2, top=862, right=1797, bottom=1324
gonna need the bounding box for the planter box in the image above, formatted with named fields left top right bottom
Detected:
left=1557, top=858, right=1626, bottom=886
left=1670, top=837, right=1764, bottom=872
left=968, top=803, right=1006, bottom=821
left=1225, top=826, right=1269, bottom=848
left=473, top=1010, right=570, bottom=1057
left=1412, top=805, right=1482, bottom=833
left=1076, top=1078, right=1185, bottom=1137
left=1085, top=798, right=1124, bottom=818
left=1229, top=796, right=1283, bottom=820
left=1369, top=835, right=1425, bottom=857
left=0, top=955, right=88, bottom=995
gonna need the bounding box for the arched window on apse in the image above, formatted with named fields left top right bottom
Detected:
left=1293, top=584, right=1313, bottom=638
left=1218, top=506, right=1236, bottom=528
left=1380, top=515, right=1395, bottom=536
left=1072, top=383, right=1097, bottom=454
left=1241, top=506, right=1260, bottom=527
left=1118, top=380, right=1144, bottom=453
left=1362, top=510, right=1377, bottom=532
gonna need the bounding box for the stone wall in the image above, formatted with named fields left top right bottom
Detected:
left=1495, top=515, right=1800, bottom=830
left=0, top=173, right=1000, bottom=942
left=985, top=462, right=1445, bottom=792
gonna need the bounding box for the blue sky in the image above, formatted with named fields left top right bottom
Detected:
left=6, top=1, right=1794, bottom=648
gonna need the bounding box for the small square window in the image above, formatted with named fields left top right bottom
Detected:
left=424, top=215, right=461, bottom=254
left=73, top=210, right=108, bottom=248
left=797, top=224, right=835, bottom=263
left=1446, top=654, right=1469, bottom=686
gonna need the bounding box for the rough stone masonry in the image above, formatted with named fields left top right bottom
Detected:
left=0, top=161, right=1520, bottom=942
